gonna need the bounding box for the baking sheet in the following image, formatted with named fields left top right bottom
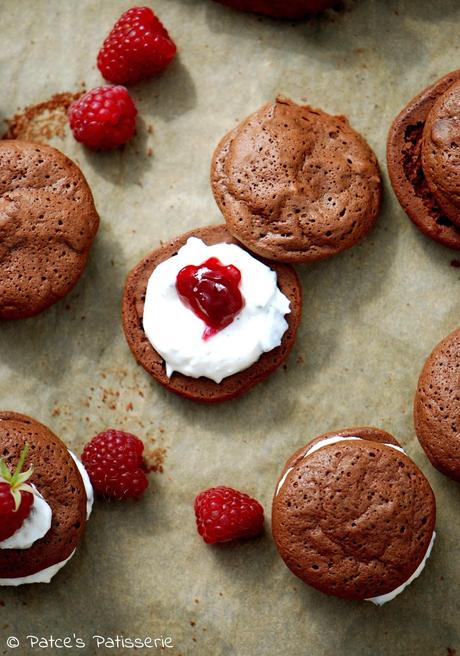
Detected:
left=1, top=0, right=460, bottom=654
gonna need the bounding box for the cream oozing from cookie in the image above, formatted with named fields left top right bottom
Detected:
left=275, top=435, right=435, bottom=605
left=0, top=451, right=93, bottom=586
left=142, top=237, right=291, bottom=383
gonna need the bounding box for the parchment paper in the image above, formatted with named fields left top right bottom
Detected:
left=1, top=1, right=460, bottom=654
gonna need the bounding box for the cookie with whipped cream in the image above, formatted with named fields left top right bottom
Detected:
left=0, top=411, right=93, bottom=585
left=272, top=427, right=436, bottom=603
left=387, top=69, right=460, bottom=248
left=0, top=140, right=99, bottom=319
left=211, top=97, right=381, bottom=263
left=122, top=224, right=302, bottom=403
left=414, top=328, right=460, bottom=481
left=214, top=0, right=336, bottom=18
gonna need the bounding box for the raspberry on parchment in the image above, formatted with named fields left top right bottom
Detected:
left=82, top=430, right=149, bottom=500
left=68, top=86, right=137, bottom=150
left=97, top=6, right=177, bottom=85
left=194, top=486, right=264, bottom=544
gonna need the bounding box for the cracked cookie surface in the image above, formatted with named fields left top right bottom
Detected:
left=272, top=427, right=436, bottom=599
left=0, top=140, right=99, bottom=319
left=211, top=97, right=381, bottom=263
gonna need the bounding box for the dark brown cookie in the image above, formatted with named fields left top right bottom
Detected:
left=0, top=140, right=99, bottom=319
left=272, top=427, right=436, bottom=600
left=0, top=411, right=87, bottom=579
left=122, top=224, right=302, bottom=403
left=414, top=328, right=460, bottom=481
left=422, top=80, right=460, bottom=225
left=214, top=0, right=336, bottom=18
left=387, top=70, right=460, bottom=249
left=211, top=97, right=381, bottom=263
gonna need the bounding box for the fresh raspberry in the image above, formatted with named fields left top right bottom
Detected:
left=97, top=7, right=177, bottom=85
left=194, top=486, right=264, bottom=544
left=68, top=86, right=137, bottom=150
left=81, top=430, right=149, bottom=500
left=0, top=445, right=35, bottom=542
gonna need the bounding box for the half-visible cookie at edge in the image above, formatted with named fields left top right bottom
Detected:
left=122, top=224, right=302, bottom=403
left=0, top=411, right=87, bottom=580
left=0, top=140, right=99, bottom=319
left=387, top=69, right=460, bottom=249
left=414, top=327, right=460, bottom=481
left=211, top=96, right=382, bottom=264
left=422, top=80, right=460, bottom=225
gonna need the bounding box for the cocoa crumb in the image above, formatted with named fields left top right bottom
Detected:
left=3, top=89, right=85, bottom=142
left=450, top=259, right=460, bottom=268
left=52, top=408, right=61, bottom=417
left=126, top=402, right=134, bottom=411
left=144, top=447, right=167, bottom=473
left=190, top=621, right=196, bottom=627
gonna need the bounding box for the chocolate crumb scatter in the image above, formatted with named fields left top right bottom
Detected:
left=2, top=90, right=85, bottom=143
left=451, top=259, right=460, bottom=268
left=144, top=447, right=167, bottom=473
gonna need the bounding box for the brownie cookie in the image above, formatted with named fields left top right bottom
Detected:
left=422, top=81, right=460, bottom=224
left=0, top=411, right=88, bottom=581
left=272, top=427, right=436, bottom=601
left=214, top=0, right=336, bottom=18
left=387, top=70, right=460, bottom=248
left=122, top=224, right=302, bottom=403
left=414, top=328, right=460, bottom=481
left=211, top=97, right=381, bottom=263
left=0, top=140, right=99, bottom=319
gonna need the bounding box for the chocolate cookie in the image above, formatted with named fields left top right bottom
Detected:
left=0, top=411, right=87, bottom=580
left=214, top=0, right=336, bottom=18
left=272, top=427, right=436, bottom=600
left=211, top=97, right=381, bottom=263
left=0, top=140, right=99, bottom=319
left=414, top=328, right=460, bottom=481
left=387, top=70, right=460, bottom=249
left=122, top=224, right=302, bottom=403
left=422, top=81, right=460, bottom=225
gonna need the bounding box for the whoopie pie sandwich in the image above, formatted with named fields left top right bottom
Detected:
left=0, top=411, right=93, bottom=586
left=387, top=69, right=460, bottom=249
left=214, top=0, right=336, bottom=18
left=0, top=140, right=99, bottom=319
left=272, top=427, right=436, bottom=603
left=414, top=327, right=460, bottom=482
left=211, top=96, right=382, bottom=264
left=122, top=224, right=302, bottom=403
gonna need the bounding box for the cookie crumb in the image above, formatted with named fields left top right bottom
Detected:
left=3, top=90, right=85, bottom=142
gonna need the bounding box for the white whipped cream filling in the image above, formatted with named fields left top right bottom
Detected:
left=275, top=435, right=435, bottom=605
left=69, top=450, right=94, bottom=519
left=0, top=451, right=93, bottom=586
left=143, top=237, right=291, bottom=383
left=0, top=551, right=76, bottom=587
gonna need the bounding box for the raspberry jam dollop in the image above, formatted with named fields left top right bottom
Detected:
left=176, top=257, right=245, bottom=340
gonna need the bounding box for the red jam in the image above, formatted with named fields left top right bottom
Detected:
left=176, top=257, right=245, bottom=340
